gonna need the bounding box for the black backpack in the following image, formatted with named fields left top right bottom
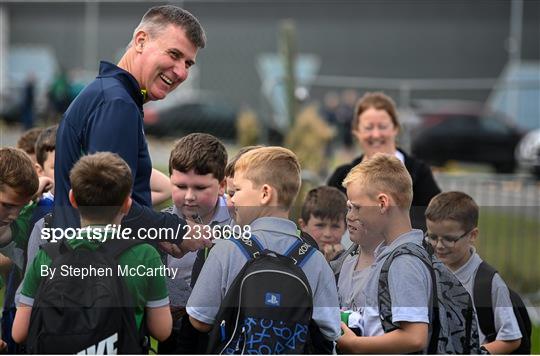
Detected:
left=207, top=235, right=330, bottom=354
left=26, top=238, right=148, bottom=354
left=473, top=261, right=532, bottom=354
left=378, top=242, right=483, bottom=354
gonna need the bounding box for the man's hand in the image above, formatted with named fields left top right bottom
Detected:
left=178, top=217, right=213, bottom=253
left=180, top=235, right=213, bottom=253
left=159, top=241, right=186, bottom=259
left=36, top=176, right=54, bottom=198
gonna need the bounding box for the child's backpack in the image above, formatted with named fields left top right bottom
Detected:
left=26, top=238, right=148, bottom=354
left=378, top=242, right=483, bottom=354
left=473, top=261, right=532, bottom=354
left=207, top=235, right=330, bottom=354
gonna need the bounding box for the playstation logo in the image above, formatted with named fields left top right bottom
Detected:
left=264, top=292, right=281, bottom=307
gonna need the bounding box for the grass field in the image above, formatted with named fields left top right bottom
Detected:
left=533, top=323, right=540, bottom=354
left=476, top=208, right=540, bottom=294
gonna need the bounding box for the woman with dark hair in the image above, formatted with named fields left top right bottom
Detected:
left=327, top=92, right=440, bottom=230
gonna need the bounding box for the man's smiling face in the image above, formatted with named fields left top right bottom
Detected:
left=137, top=24, right=198, bottom=101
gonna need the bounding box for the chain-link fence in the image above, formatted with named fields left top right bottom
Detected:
left=435, top=172, right=540, bottom=297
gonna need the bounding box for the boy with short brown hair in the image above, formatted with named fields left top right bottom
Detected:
left=299, top=186, right=347, bottom=260
left=425, top=191, right=522, bottom=354
left=0, top=147, right=48, bottom=353
left=166, top=132, right=232, bottom=287
left=160, top=133, right=233, bottom=354
left=0, top=147, right=41, bottom=260
left=34, top=125, right=58, bottom=182
left=16, top=128, right=43, bottom=165
left=13, top=152, right=172, bottom=350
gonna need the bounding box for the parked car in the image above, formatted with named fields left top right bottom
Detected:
left=410, top=101, right=523, bottom=173
left=0, top=92, right=23, bottom=125
left=515, top=128, right=540, bottom=179
left=143, top=91, right=239, bottom=140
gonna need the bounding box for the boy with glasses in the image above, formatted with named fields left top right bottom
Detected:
left=425, top=191, right=522, bottom=354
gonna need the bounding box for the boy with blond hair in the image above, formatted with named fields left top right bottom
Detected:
left=223, top=145, right=263, bottom=217
left=337, top=153, right=432, bottom=354
left=187, top=146, right=340, bottom=353
left=425, top=191, right=523, bottom=354
left=13, top=152, right=172, bottom=353
left=336, top=197, right=384, bottom=310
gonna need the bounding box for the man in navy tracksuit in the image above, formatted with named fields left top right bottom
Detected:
left=53, top=5, right=210, bottom=256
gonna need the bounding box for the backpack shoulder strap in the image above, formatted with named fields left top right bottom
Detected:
left=381, top=242, right=444, bottom=354
left=40, top=240, right=70, bottom=261
left=329, top=243, right=358, bottom=276
left=284, top=239, right=316, bottom=267
left=508, top=289, right=532, bottom=353
left=474, top=261, right=497, bottom=341
left=378, top=243, right=439, bottom=350
left=43, top=212, right=54, bottom=229
left=100, top=239, right=146, bottom=260
left=230, top=235, right=264, bottom=260
left=298, top=230, right=320, bottom=250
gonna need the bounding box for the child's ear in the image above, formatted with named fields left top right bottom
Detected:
left=298, top=218, right=306, bottom=229
left=120, top=196, right=132, bottom=215
left=68, top=190, right=78, bottom=209
left=377, top=193, right=390, bottom=214
left=469, top=227, right=479, bottom=244
left=260, top=184, right=273, bottom=206
left=35, top=163, right=44, bottom=176
left=218, top=179, right=227, bottom=196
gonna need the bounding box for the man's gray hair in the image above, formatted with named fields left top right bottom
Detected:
left=128, top=5, right=206, bottom=49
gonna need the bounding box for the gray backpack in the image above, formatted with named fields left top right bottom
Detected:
left=379, top=242, right=483, bottom=354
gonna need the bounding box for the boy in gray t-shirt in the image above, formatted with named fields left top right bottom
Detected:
left=186, top=147, right=341, bottom=343
left=425, top=191, right=522, bottom=354
left=337, top=154, right=432, bottom=354
left=337, top=209, right=384, bottom=310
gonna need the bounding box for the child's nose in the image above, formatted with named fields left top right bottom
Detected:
left=185, top=189, right=196, bottom=201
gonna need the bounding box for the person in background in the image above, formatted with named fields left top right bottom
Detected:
left=328, top=92, right=440, bottom=231
left=21, top=74, right=36, bottom=130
